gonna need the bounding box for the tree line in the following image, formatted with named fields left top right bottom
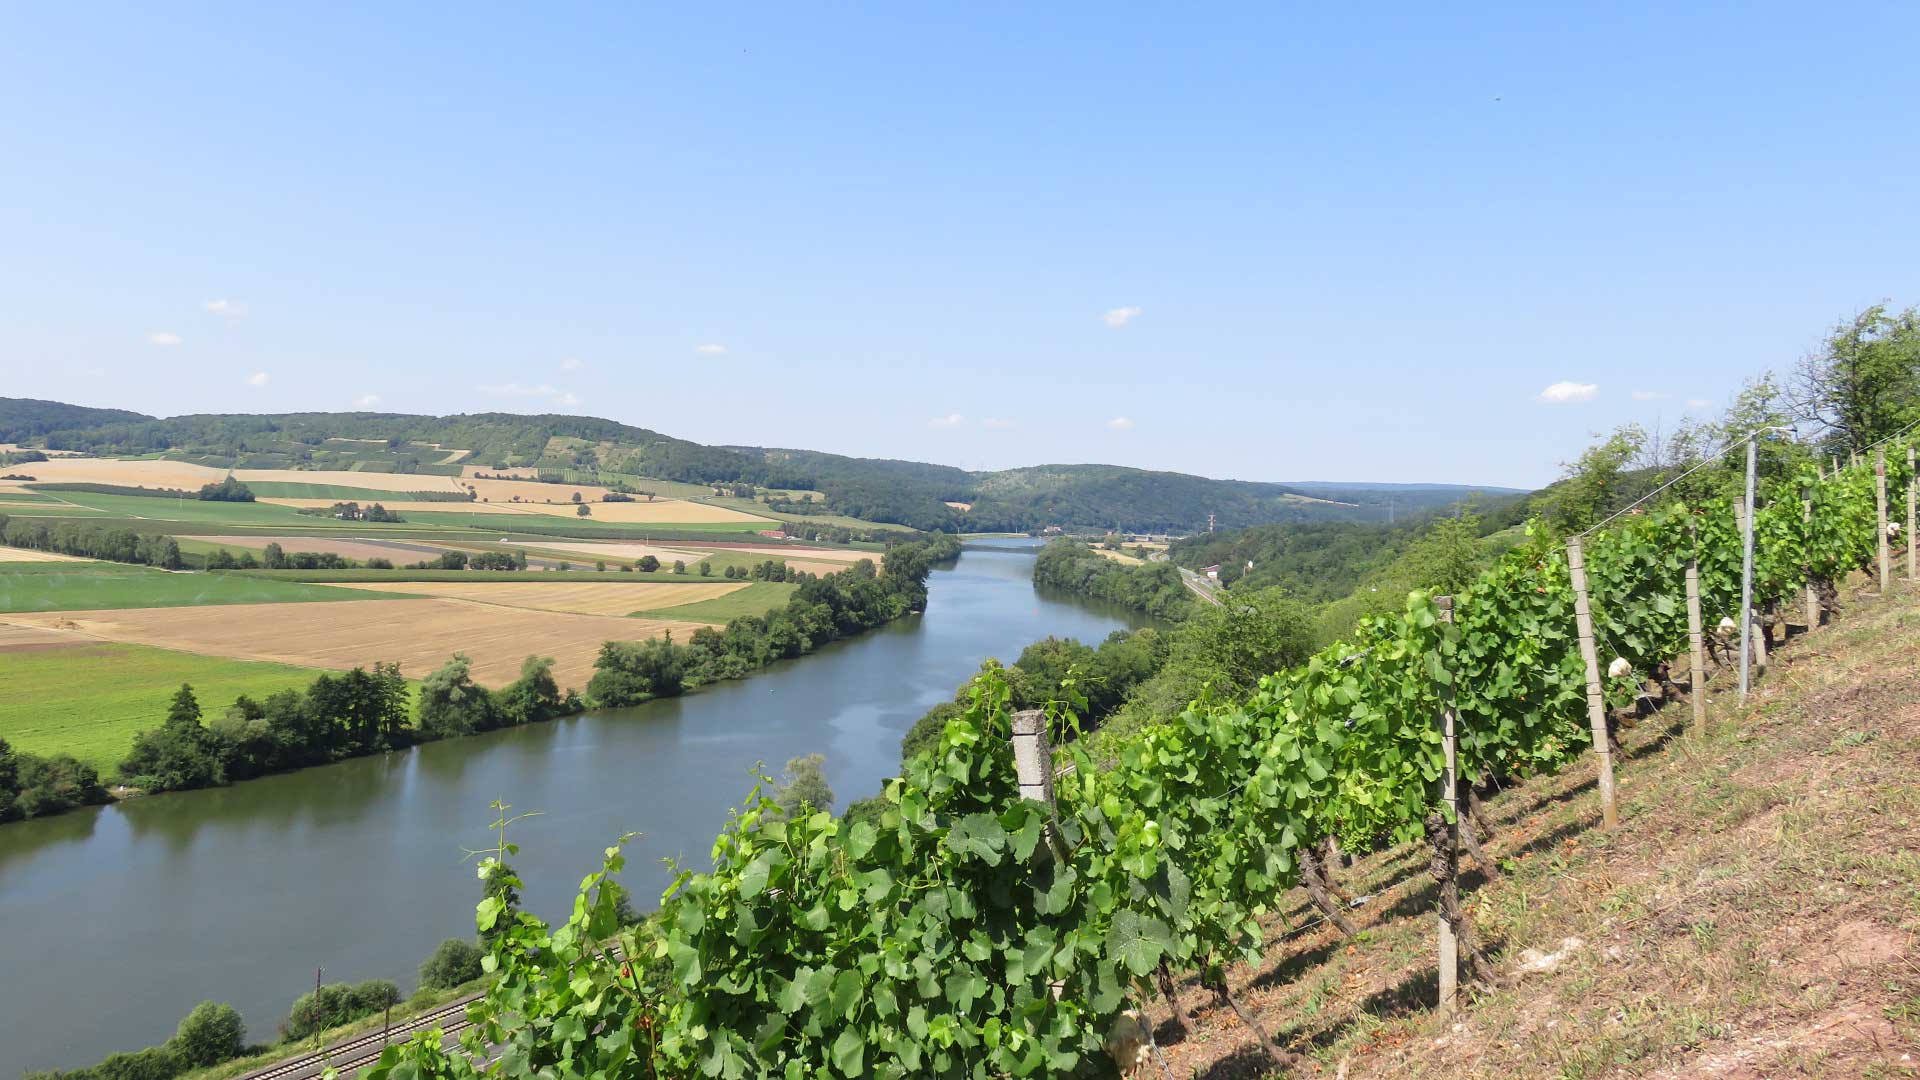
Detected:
left=0, top=515, right=182, bottom=568
left=1030, top=537, right=1195, bottom=619
left=586, top=535, right=958, bottom=707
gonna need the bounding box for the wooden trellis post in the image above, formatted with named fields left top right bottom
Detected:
left=1564, top=537, right=1620, bottom=829
left=1686, top=559, right=1706, bottom=731
left=1877, top=450, right=1890, bottom=593
left=1435, top=595, right=1459, bottom=1015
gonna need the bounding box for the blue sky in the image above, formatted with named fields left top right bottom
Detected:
left=3, top=4, right=1917, bottom=488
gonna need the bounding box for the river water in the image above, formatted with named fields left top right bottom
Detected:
left=0, top=542, right=1146, bottom=1075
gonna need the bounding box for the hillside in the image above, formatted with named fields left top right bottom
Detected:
left=1152, top=576, right=1920, bottom=1079
left=0, top=398, right=1520, bottom=534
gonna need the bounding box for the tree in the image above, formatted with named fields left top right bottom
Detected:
left=774, top=753, right=834, bottom=817
left=167, top=684, right=202, bottom=726
left=0, top=736, right=19, bottom=823
left=262, top=541, right=285, bottom=569
left=586, top=636, right=686, bottom=707
left=636, top=555, right=660, bottom=572
left=172, top=1001, right=245, bottom=1067
left=1794, top=303, right=1920, bottom=453
left=673, top=560, right=687, bottom=574
left=576, top=503, right=591, bottom=517
left=699, top=561, right=712, bottom=577
left=595, top=560, right=607, bottom=572
left=571, top=491, right=583, bottom=503
left=496, top=655, right=564, bottom=725
left=418, top=938, right=485, bottom=990
left=1538, top=425, right=1646, bottom=533
left=418, top=654, right=496, bottom=738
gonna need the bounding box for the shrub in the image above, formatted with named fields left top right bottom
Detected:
left=92, top=1046, right=180, bottom=1080
left=282, top=979, right=401, bottom=1040
left=418, top=938, right=485, bottom=990
left=171, top=1001, right=244, bottom=1068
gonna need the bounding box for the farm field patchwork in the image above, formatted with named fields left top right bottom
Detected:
left=3, top=598, right=709, bottom=690
left=315, top=579, right=751, bottom=617
left=0, top=563, right=408, bottom=612
left=243, top=481, right=468, bottom=501
left=0, top=642, right=349, bottom=771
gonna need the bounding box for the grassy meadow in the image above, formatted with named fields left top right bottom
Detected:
left=0, top=643, right=348, bottom=771
left=0, top=562, right=408, bottom=612
left=631, top=580, right=799, bottom=622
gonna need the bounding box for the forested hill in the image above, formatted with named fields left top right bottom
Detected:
left=0, top=397, right=1520, bottom=532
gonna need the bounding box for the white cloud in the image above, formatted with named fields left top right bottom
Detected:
left=148, top=331, right=182, bottom=347
left=1103, top=306, right=1143, bottom=329
left=245, top=371, right=270, bottom=387
left=1631, top=390, right=1668, bottom=401
left=1685, top=398, right=1712, bottom=410
left=930, top=413, right=965, bottom=429
left=1107, top=416, right=1135, bottom=431
left=203, top=299, right=246, bottom=319
left=1537, top=381, right=1599, bottom=404
left=560, top=357, right=584, bottom=371
left=980, top=417, right=1013, bottom=429
left=695, top=343, right=727, bottom=355
left=352, top=393, right=382, bottom=408
left=554, top=391, right=581, bottom=408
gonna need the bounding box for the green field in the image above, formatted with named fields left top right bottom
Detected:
left=633, top=581, right=798, bottom=622
left=0, top=562, right=407, bottom=612
left=232, top=567, right=697, bottom=584
left=0, top=644, right=346, bottom=771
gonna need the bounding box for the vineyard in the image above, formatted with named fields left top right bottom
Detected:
left=366, top=441, right=1917, bottom=1079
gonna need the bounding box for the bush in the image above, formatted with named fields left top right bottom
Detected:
left=92, top=1046, right=180, bottom=1080
left=418, top=938, right=485, bottom=990
left=196, top=476, right=255, bottom=502
left=282, top=979, right=401, bottom=1040
left=171, top=1001, right=244, bottom=1068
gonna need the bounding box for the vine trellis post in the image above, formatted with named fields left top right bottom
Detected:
left=1563, top=537, right=1620, bottom=830
left=1908, top=446, right=1917, bottom=581
left=1737, top=436, right=1759, bottom=699
left=1876, top=449, right=1890, bottom=593
left=1734, top=501, right=1767, bottom=673
left=1685, top=559, right=1706, bottom=732
left=1434, top=594, right=1460, bottom=1015
left=1008, top=710, right=1065, bottom=863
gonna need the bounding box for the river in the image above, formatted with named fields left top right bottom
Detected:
left=0, top=541, right=1147, bottom=1075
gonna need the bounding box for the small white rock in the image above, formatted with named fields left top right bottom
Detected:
left=1607, top=657, right=1632, bottom=679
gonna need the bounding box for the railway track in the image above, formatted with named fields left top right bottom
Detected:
left=237, top=994, right=479, bottom=1080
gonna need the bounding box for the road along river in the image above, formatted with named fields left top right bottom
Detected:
left=0, top=541, right=1150, bottom=1074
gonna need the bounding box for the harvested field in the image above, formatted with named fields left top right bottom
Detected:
left=4, top=599, right=708, bottom=690
left=1091, top=547, right=1144, bottom=565
left=318, top=580, right=748, bottom=617
left=483, top=499, right=772, bottom=524
left=502, top=540, right=717, bottom=565
left=457, top=476, right=615, bottom=503
left=2, top=456, right=229, bottom=489
left=231, top=468, right=471, bottom=494
left=0, top=621, right=84, bottom=649
left=254, top=496, right=765, bottom=524
left=179, top=534, right=458, bottom=563
left=0, top=546, right=94, bottom=563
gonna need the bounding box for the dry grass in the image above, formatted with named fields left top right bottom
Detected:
left=178, top=534, right=456, bottom=562
left=1093, top=547, right=1146, bottom=566
left=3, top=599, right=709, bottom=689
left=317, top=579, right=747, bottom=616
left=1132, top=578, right=1920, bottom=1080
left=0, top=546, right=94, bottom=563
left=4, top=456, right=231, bottom=489
left=499, top=540, right=716, bottom=565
